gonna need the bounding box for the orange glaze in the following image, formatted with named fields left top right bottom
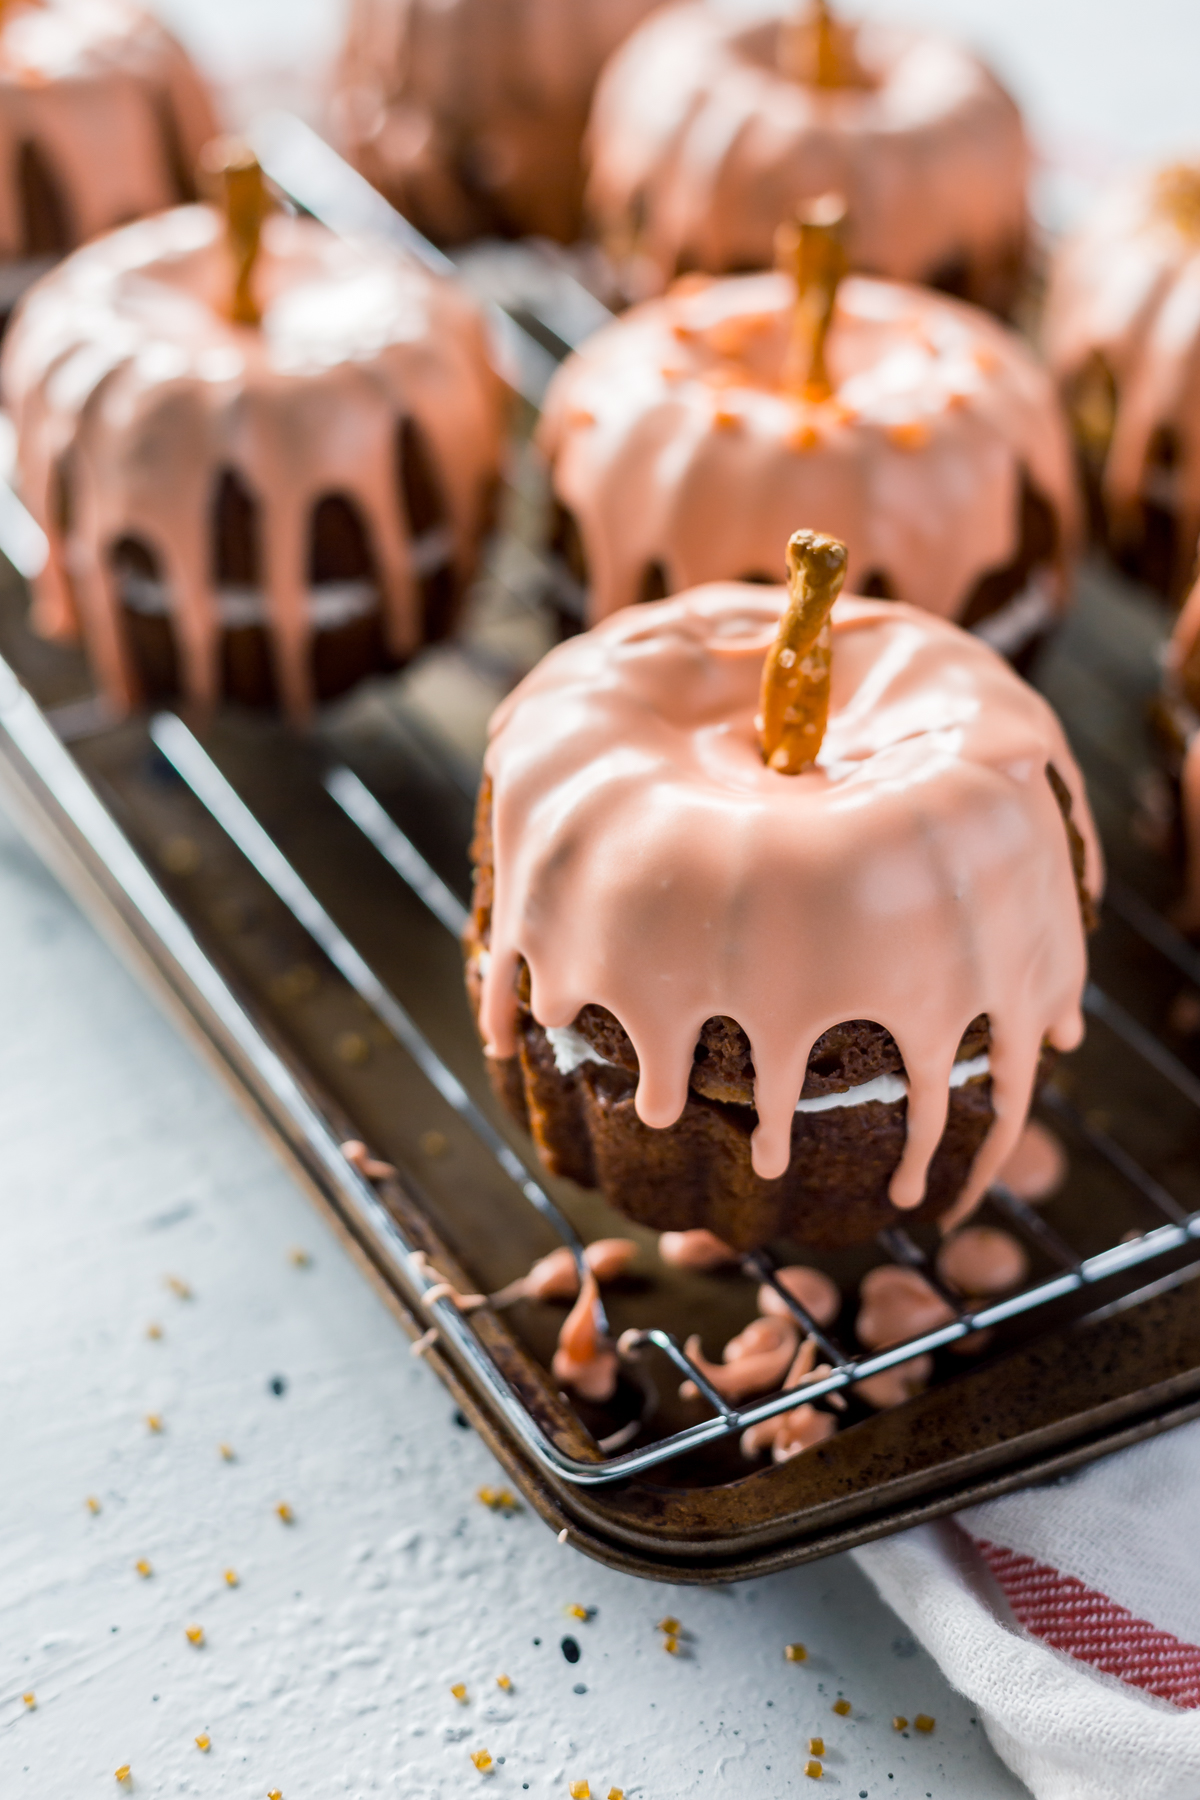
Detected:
left=0, top=0, right=215, bottom=260
left=540, top=271, right=1079, bottom=634
left=333, top=0, right=659, bottom=244
left=994, top=1117, right=1068, bottom=1203
left=1046, top=165, right=1200, bottom=560
left=935, top=1225, right=1029, bottom=1297
left=479, top=583, right=1100, bottom=1218
left=586, top=2, right=1028, bottom=296
left=551, top=1271, right=617, bottom=1401
left=757, top=1264, right=840, bottom=1328
left=659, top=1228, right=740, bottom=1269
left=2, top=206, right=506, bottom=718
left=681, top=1313, right=798, bottom=1403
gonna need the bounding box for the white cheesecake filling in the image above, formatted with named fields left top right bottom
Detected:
left=545, top=1023, right=990, bottom=1108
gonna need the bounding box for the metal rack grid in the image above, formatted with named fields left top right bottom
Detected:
left=1, top=117, right=1199, bottom=1496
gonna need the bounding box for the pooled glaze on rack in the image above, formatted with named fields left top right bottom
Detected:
left=0, top=0, right=216, bottom=259
left=1045, top=164, right=1200, bottom=559
left=2, top=204, right=506, bottom=717
left=479, top=582, right=1100, bottom=1217
left=586, top=1, right=1028, bottom=299
left=540, top=269, right=1079, bottom=627
left=333, top=0, right=659, bottom=244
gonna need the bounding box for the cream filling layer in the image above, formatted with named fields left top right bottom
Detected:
left=545, top=1023, right=990, bottom=1109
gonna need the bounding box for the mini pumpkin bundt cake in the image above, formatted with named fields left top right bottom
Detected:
left=332, top=0, right=660, bottom=245
left=587, top=0, right=1030, bottom=314
left=466, top=530, right=1100, bottom=1252
left=1, top=146, right=507, bottom=719
left=541, top=200, right=1079, bottom=665
left=0, top=0, right=216, bottom=280
left=1046, top=161, right=1200, bottom=601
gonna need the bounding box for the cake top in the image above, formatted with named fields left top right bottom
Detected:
left=586, top=0, right=1028, bottom=290
left=540, top=265, right=1077, bottom=621
left=2, top=200, right=504, bottom=714
left=479, top=571, right=1099, bottom=1220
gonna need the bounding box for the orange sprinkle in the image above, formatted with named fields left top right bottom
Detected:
left=86, top=1496, right=102, bottom=1515
left=196, top=1734, right=211, bottom=1751
left=185, top=1625, right=205, bottom=1646
left=146, top=1322, right=163, bottom=1340
left=805, top=1761, right=823, bottom=1780
left=608, top=1791, right=625, bottom=1800
left=115, top=1766, right=131, bottom=1784
left=657, top=1617, right=681, bottom=1635
left=784, top=1643, right=808, bottom=1662
left=887, top=419, right=930, bottom=450
left=165, top=1276, right=192, bottom=1299
left=809, top=1737, right=825, bottom=1757
left=146, top=1414, right=164, bottom=1434
left=22, top=1692, right=35, bottom=1709
left=915, top=1714, right=936, bottom=1733
left=565, top=1604, right=590, bottom=1621
left=471, top=1749, right=494, bottom=1772
left=135, top=1560, right=152, bottom=1579
left=496, top=1674, right=512, bottom=1691
left=219, top=1443, right=235, bottom=1462
left=268, top=1791, right=283, bottom=1799
left=892, top=1715, right=908, bottom=1731
left=276, top=1503, right=294, bottom=1524
left=569, top=1784, right=591, bottom=1800
left=832, top=1698, right=851, bottom=1716
left=224, top=1569, right=239, bottom=1587
left=451, top=1683, right=469, bottom=1703
left=663, top=1636, right=680, bottom=1655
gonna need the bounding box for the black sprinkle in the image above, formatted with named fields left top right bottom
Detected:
left=269, top=1375, right=287, bottom=1397
left=452, top=1408, right=470, bottom=1429
left=860, top=1792, right=868, bottom=1798
left=561, top=1636, right=581, bottom=1664
left=533, top=1638, right=541, bottom=1647
left=573, top=1683, right=587, bottom=1694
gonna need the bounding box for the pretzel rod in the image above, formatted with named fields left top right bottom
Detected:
left=200, top=137, right=270, bottom=326
left=781, top=192, right=847, bottom=402
left=759, top=529, right=847, bottom=773
left=779, top=0, right=855, bottom=88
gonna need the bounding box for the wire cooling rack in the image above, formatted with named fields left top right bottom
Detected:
left=2, top=119, right=1200, bottom=1516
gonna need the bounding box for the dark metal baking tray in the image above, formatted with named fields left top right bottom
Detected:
left=3, top=133, right=1200, bottom=1580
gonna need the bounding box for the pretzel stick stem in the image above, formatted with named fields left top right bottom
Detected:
left=759, top=530, right=848, bottom=774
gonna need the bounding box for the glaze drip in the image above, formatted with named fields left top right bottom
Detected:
left=539, top=270, right=1079, bottom=629
left=2, top=205, right=506, bottom=717
left=479, top=584, right=1099, bottom=1214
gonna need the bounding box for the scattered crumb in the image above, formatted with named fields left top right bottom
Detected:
left=893, top=1716, right=908, bottom=1731
left=832, top=1698, right=851, bottom=1716
left=145, top=1322, right=163, bottom=1340
left=288, top=1247, right=311, bottom=1268
left=915, top=1714, right=935, bottom=1733
left=784, top=1643, right=807, bottom=1663
left=809, top=1738, right=825, bottom=1757
left=805, top=1760, right=823, bottom=1779
left=164, top=1276, right=192, bottom=1300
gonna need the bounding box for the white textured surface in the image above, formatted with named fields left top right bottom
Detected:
left=0, top=819, right=1031, bottom=1797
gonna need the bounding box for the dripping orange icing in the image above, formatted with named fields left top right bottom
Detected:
left=2, top=205, right=506, bottom=718
left=540, top=271, right=1079, bottom=634
left=586, top=2, right=1029, bottom=303
left=479, top=581, right=1099, bottom=1215
left=1046, top=165, right=1200, bottom=563
left=0, top=0, right=215, bottom=259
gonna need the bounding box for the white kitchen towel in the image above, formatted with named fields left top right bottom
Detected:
left=853, top=1421, right=1200, bottom=1800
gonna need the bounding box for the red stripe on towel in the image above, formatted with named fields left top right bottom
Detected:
left=975, top=1538, right=1200, bottom=1709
